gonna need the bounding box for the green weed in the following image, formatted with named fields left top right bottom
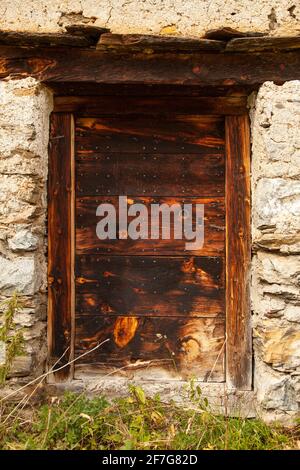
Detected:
left=0, top=384, right=298, bottom=450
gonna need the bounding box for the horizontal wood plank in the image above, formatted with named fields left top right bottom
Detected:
left=226, top=36, right=300, bottom=53
left=75, top=116, right=224, bottom=154
left=51, top=83, right=250, bottom=97
left=76, top=196, right=225, bottom=256
left=54, top=95, right=247, bottom=115
left=1, top=46, right=299, bottom=86
left=76, top=152, right=224, bottom=197
left=0, top=31, right=93, bottom=48
left=97, top=33, right=225, bottom=52
left=75, top=315, right=225, bottom=381
left=75, top=255, right=224, bottom=318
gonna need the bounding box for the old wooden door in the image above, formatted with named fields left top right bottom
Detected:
left=48, top=94, right=251, bottom=388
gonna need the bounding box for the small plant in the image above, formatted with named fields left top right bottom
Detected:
left=0, top=293, right=24, bottom=385
left=0, top=386, right=298, bottom=450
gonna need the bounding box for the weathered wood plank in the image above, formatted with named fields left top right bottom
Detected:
left=75, top=116, right=224, bottom=153
left=76, top=196, right=225, bottom=256
left=75, top=315, right=225, bottom=381
left=226, top=36, right=300, bottom=53
left=0, top=31, right=92, bottom=47
left=0, top=46, right=299, bottom=86
left=75, top=255, right=224, bottom=318
left=76, top=152, right=224, bottom=197
left=51, top=83, right=250, bottom=97
left=54, top=95, right=247, bottom=115
left=48, top=113, right=75, bottom=380
left=225, top=115, right=251, bottom=390
left=97, top=33, right=225, bottom=52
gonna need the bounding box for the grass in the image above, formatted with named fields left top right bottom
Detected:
left=0, top=385, right=299, bottom=450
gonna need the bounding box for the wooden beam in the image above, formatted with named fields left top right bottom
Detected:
left=0, top=46, right=299, bottom=86
left=53, top=95, right=247, bottom=115
left=50, top=83, right=251, bottom=97
left=48, top=113, right=75, bottom=381
left=225, top=114, right=252, bottom=390
left=97, top=33, right=225, bottom=52
left=0, top=31, right=94, bottom=48
left=226, top=36, right=300, bottom=52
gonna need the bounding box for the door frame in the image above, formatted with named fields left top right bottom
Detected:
left=0, top=39, right=298, bottom=390
left=48, top=94, right=251, bottom=389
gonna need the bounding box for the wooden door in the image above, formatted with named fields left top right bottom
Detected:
left=48, top=95, right=251, bottom=388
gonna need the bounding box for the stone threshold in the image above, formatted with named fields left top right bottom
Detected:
left=47, top=374, right=257, bottom=418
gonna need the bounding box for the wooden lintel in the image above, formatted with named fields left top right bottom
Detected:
left=49, top=83, right=252, bottom=97
left=53, top=95, right=247, bottom=115
left=0, top=45, right=300, bottom=86
left=0, top=30, right=299, bottom=54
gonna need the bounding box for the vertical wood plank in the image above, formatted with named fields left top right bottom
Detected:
left=225, top=114, right=252, bottom=390
left=48, top=113, right=75, bottom=381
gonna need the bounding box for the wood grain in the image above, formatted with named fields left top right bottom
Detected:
left=0, top=31, right=92, bottom=47
left=75, top=152, right=224, bottom=197
left=76, top=196, right=225, bottom=256
left=75, top=255, right=224, bottom=318
left=48, top=113, right=75, bottom=380
left=226, top=36, right=300, bottom=53
left=54, top=95, right=247, bottom=115
left=51, top=83, right=250, bottom=97
left=225, top=115, right=251, bottom=390
left=75, top=116, right=224, bottom=154
left=1, top=46, right=299, bottom=86
left=75, top=315, right=225, bottom=381
left=97, top=33, right=225, bottom=52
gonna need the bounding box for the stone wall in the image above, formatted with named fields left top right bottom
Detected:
left=250, top=81, right=300, bottom=423
left=0, top=78, right=52, bottom=389
left=0, top=1, right=299, bottom=37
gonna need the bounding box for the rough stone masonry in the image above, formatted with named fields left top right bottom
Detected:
left=0, top=1, right=299, bottom=423
left=0, top=0, right=299, bottom=37
left=0, top=78, right=53, bottom=385
left=250, top=81, right=300, bottom=422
